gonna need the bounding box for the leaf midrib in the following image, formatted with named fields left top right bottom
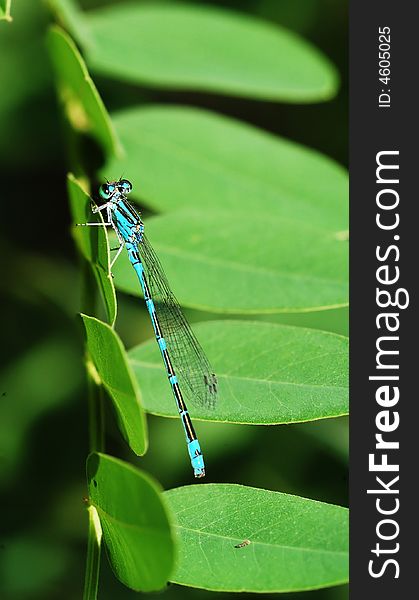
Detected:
left=172, top=524, right=347, bottom=556
left=130, top=358, right=347, bottom=392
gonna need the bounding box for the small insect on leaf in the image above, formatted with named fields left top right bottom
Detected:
left=234, top=539, right=251, bottom=549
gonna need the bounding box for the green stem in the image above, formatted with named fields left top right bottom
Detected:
left=83, top=506, right=102, bottom=600
left=82, top=259, right=104, bottom=600
left=83, top=360, right=105, bottom=600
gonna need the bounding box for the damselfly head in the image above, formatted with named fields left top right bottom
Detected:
left=99, top=179, right=132, bottom=200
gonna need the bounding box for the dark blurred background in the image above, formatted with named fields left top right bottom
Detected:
left=0, top=1, right=348, bottom=598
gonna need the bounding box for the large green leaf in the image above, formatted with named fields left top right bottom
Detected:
left=81, top=315, right=147, bottom=455
left=164, top=484, right=348, bottom=592
left=86, top=2, right=338, bottom=101
left=67, top=173, right=117, bottom=325
left=46, top=25, right=122, bottom=157
left=129, top=321, right=348, bottom=424
left=102, top=106, right=348, bottom=234
left=87, top=453, right=174, bottom=592
left=0, top=1, right=12, bottom=22
left=112, top=209, right=348, bottom=313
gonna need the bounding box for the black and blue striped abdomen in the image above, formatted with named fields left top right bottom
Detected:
left=125, top=240, right=205, bottom=477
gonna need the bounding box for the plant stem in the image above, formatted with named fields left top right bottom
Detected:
left=83, top=506, right=103, bottom=600
left=82, top=261, right=104, bottom=600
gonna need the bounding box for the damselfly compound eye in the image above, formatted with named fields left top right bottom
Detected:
left=99, top=184, right=112, bottom=199
left=119, top=179, right=133, bottom=194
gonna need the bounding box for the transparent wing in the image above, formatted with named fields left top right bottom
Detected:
left=138, top=234, right=217, bottom=409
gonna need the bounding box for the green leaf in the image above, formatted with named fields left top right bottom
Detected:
left=85, top=2, right=338, bottom=102
left=67, top=173, right=117, bottom=325
left=102, top=106, right=348, bottom=233
left=87, top=453, right=175, bottom=592
left=0, top=1, right=12, bottom=22
left=129, top=321, right=348, bottom=424
left=164, top=484, right=348, bottom=592
left=46, top=0, right=93, bottom=49
left=112, top=209, right=348, bottom=313
left=81, top=315, right=147, bottom=455
left=46, top=25, right=122, bottom=158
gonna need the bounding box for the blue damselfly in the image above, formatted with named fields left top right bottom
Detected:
left=79, top=179, right=217, bottom=477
